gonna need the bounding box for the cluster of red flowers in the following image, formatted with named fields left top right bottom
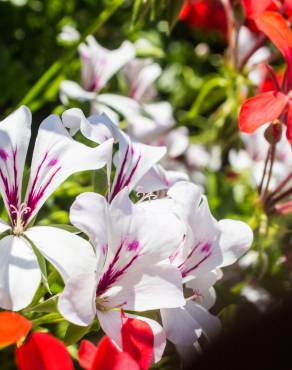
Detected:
left=0, top=312, right=154, bottom=370
left=180, top=0, right=292, bottom=144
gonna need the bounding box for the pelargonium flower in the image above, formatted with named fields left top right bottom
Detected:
left=124, top=59, right=161, bottom=103
left=62, top=109, right=174, bottom=198
left=179, top=0, right=228, bottom=37
left=58, top=187, right=185, bottom=363
left=160, top=181, right=253, bottom=363
left=78, top=312, right=154, bottom=370
left=241, top=0, right=292, bottom=32
left=0, top=106, right=113, bottom=310
left=59, top=36, right=176, bottom=153
left=60, top=36, right=135, bottom=103
left=239, top=11, right=292, bottom=145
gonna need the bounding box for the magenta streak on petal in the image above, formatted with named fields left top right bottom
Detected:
left=96, top=241, right=139, bottom=297
left=24, top=160, right=61, bottom=223
left=0, top=149, right=8, bottom=161
left=0, top=148, right=19, bottom=222
left=48, top=158, right=58, bottom=167
left=127, top=240, right=139, bottom=251
left=177, top=242, right=201, bottom=270
left=108, top=146, right=129, bottom=202
left=109, top=145, right=142, bottom=202
left=181, top=252, right=212, bottom=278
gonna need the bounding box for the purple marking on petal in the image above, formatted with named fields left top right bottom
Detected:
left=0, top=149, right=8, bottom=161
left=0, top=147, right=20, bottom=222
left=102, top=244, right=108, bottom=255
left=96, top=241, right=139, bottom=297
left=24, top=157, right=61, bottom=223
left=201, top=243, right=211, bottom=254
left=48, top=158, right=58, bottom=167
left=127, top=240, right=139, bottom=251
left=181, top=252, right=212, bottom=278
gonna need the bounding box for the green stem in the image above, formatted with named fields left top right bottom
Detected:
left=183, top=77, right=227, bottom=122
left=19, top=0, right=124, bottom=107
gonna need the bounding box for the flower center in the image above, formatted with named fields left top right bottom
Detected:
left=10, top=203, right=31, bottom=236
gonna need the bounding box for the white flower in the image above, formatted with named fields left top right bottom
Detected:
left=160, top=181, right=253, bottom=363
left=124, top=59, right=161, bottom=102
left=0, top=106, right=113, bottom=310
left=60, top=36, right=136, bottom=104
left=58, top=188, right=185, bottom=362
left=62, top=109, right=168, bottom=199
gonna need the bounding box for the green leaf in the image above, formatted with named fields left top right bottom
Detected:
left=64, top=323, right=91, bottom=346
left=29, top=296, right=59, bottom=313
left=32, top=313, right=64, bottom=327
left=92, top=168, right=108, bottom=196
left=131, top=0, right=143, bottom=26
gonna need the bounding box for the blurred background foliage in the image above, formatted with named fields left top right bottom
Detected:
left=0, top=0, right=291, bottom=369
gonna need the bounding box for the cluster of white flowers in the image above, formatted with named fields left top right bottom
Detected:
left=0, top=103, right=253, bottom=365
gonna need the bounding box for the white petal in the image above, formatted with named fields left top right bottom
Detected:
left=137, top=164, right=189, bottom=193
left=108, top=188, right=184, bottom=263
left=128, top=102, right=175, bottom=142
left=97, top=94, right=141, bottom=119
left=58, top=272, right=97, bottom=326
left=62, top=108, right=116, bottom=143
left=0, top=235, right=41, bottom=310
left=161, top=306, right=202, bottom=362
left=165, top=127, right=189, bottom=158
left=109, top=136, right=166, bottom=201
left=25, top=226, right=96, bottom=281
left=185, top=300, right=221, bottom=341
left=24, top=114, right=113, bottom=222
left=106, top=262, right=185, bottom=311
left=186, top=271, right=218, bottom=309
left=70, top=192, right=108, bottom=251
left=125, top=59, right=161, bottom=102
left=97, top=309, right=123, bottom=348
left=79, top=38, right=135, bottom=92
left=0, top=106, right=31, bottom=219
left=59, top=80, right=95, bottom=105
left=218, top=219, right=253, bottom=267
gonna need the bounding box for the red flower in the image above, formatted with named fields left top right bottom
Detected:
left=78, top=315, right=154, bottom=370
left=0, top=312, right=74, bottom=370
left=0, top=312, right=31, bottom=348
left=16, top=332, right=74, bottom=370
left=239, top=11, right=292, bottom=145
left=241, top=0, right=292, bottom=32
left=179, top=0, right=227, bottom=36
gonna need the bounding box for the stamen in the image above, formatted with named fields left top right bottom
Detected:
left=136, top=187, right=157, bottom=203
left=10, top=203, right=31, bottom=235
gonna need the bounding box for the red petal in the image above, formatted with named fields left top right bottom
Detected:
left=16, top=332, right=74, bottom=370
left=255, top=11, right=292, bottom=66
left=91, top=336, right=140, bottom=370
left=122, top=317, right=154, bottom=370
left=0, top=312, right=31, bottom=348
left=286, top=102, right=292, bottom=145
left=285, top=0, right=292, bottom=21
left=241, top=0, right=274, bottom=19
left=78, top=340, right=97, bottom=370
left=239, top=91, right=288, bottom=133
left=179, top=2, right=192, bottom=21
